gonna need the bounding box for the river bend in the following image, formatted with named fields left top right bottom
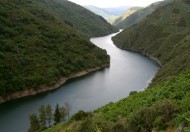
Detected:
left=0, top=32, right=159, bottom=132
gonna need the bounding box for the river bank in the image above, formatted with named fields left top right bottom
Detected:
left=112, top=44, right=162, bottom=67
left=0, top=64, right=109, bottom=104
left=0, top=32, right=159, bottom=132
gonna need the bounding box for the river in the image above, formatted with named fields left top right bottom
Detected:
left=0, top=32, right=159, bottom=132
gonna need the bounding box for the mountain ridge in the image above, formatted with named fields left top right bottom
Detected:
left=84, top=5, right=131, bottom=24
left=115, top=0, right=175, bottom=29
left=34, top=0, right=118, bottom=37
left=113, top=7, right=143, bottom=26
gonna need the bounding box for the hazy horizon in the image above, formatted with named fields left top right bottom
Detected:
left=68, top=0, right=163, bottom=8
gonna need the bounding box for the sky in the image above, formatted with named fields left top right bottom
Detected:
left=68, top=0, right=162, bottom=8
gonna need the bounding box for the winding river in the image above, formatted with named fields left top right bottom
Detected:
left=0, top=32, right=159, bottom=132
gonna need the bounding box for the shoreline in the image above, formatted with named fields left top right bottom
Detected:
left=0, top=64, right=109, bottom=104
left=114, top=46, right=162, bottom=67
left=128, top=49, right=162, bottom=67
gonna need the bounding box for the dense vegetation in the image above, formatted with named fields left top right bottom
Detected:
left=0, top=0, right=110, bottom=97
left=42, top=0, right=190, bottom=131
left=115, top=0, right=175, bottom=29
left=34, top=0, right=118, bottom=38
left=113, top=0, right=190, bottom=84
left=29, top=103, right=70, bottom=132
left=43, top=70, right=190, bottom=132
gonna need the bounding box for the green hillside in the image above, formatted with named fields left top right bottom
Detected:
left=113, top=7, right=143, bottom=26
left=42, top=0, right=190, bottom=131
left=34, top=0, right=118, bottom=38
left=116, top=0, right=175, bottom=29
left=113, top=0, right=190, bottom=84
left=44, top=70, right=190, bottom=132
left=0, top=0, right=109, bottom=97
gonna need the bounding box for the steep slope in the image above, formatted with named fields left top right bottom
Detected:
left=42, top=0, right=190, bottom=131
left=116, top=0, right=175, bottom=29
left=113, top=0, right=190, bottom=84
left=44, top=70, right=190, bottom=132
left=113, top=7, right=143, bottom=26
left=34, top=0, right=118, bottom=37
left=84, top=5, right=113, bottom=18
left=0, top=0, right=109, bottom=100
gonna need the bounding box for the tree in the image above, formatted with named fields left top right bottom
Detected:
left=54, top=104, right=61, bottom=124
left=28, top=114, right=40, bottom=132
left=46, top=104, right=53, bottom=127
left=38, top=105, right=47, bottom=127
left=65, top=102, right=71, bottom=120
left=59, top=106, right=66, bottom=121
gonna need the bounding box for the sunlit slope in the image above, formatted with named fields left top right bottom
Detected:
left=116, top=0, right=175, bottom=29
left=113, top=7, right=142, bottom=26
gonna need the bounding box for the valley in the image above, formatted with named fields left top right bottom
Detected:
left=0, top=0, right=190, bottom=131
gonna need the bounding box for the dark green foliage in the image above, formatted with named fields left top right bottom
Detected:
left=43, top=0, right=190, bottom=131
left=71, top=110, right=92, bottom=121
left=34, top=0, right=118, bottom=38
left=39, top=105, right=47, bottom=127
left=0, top=0, right=110, bottom=97
left=59, top=106, right=66, bottom=122
left=46, top=104, right=53, bottom=127
left=64, top=102, right=71, bottom=120
left=28, top=114, right=40, bottom=132
left=29, top=104, right=68, bottom=131
left=115, top=0, right=174, bottom=29
left=94, top=70, right=190, bottom=131
left=43, top=66, right=190, bottom=132
left=113, top=0, right=190, bottom=84
left=129, top=91, right=137, bottom=95
left=54, top=104, right=61, bottom=124
left=126, top=100, right=178, bottom=131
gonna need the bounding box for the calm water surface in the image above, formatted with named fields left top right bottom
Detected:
left=0, top=32, right=159, bottom=132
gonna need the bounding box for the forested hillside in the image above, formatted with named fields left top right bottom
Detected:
left=34, top=0, right=118, bottom=38
left=44, top=70, right=190, bottom=132
left=115, top=0, right=175, bottom=29
left=42, top=0, right=190, bottom=131
left=113, top=0, right=190, bottom=84
left=0, top=0, right=110, bottom=97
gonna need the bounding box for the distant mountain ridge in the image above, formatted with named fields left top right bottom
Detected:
left=116, top=0, right=176, bottom=29
left=84, top=5, right=131, bottom=24
left=113, top=7, right=143, bottom=26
